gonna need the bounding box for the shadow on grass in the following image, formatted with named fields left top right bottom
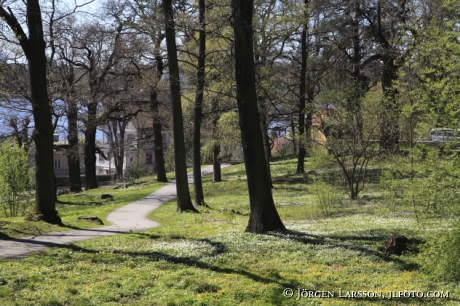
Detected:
left=3, top=231, right=449, bottom=305
left=57, top=200, right=104, bottom=206
left=266, top=229, right=421, bottom=271
left=0, top=231, right=10, bottom=240
left=28, top=233, right=303, bottom=295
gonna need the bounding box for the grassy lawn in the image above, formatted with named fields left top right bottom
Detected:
left=0, top=176, right=166, bottom=240
left=0, top=158, right=459, bottom=305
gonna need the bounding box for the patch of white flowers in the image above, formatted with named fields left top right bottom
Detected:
left=287, top=215, right=417, bottom=236
left=148, top=240, right=218, bottom=258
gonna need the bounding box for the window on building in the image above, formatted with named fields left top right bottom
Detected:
left=54, top=158, right=61, bottom=170
left=146, top=152, right=153, bottom=164
left=127, top=134, right=135, bottom=145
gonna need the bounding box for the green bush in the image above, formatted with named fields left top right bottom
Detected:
left=125, top=165, right=154, bottom=181
left=419, top=223, right=460, bottom=282
left=311, top=181, right=342, bottom=217
left=0, top=141, right=33, bottom=217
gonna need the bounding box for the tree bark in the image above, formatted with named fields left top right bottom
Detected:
left=232, top=0, right=285, bottom=233
left=0, top=1, right=61, bottom=224
left=376, top=2, right=400, bottom=152
left=163, top=0, right=197, bottom=212
left=151, top=55, right=168, bottom=183
left=193, top=0, right=206, bottom=206
left=67, top=100, right=82, bottom=192
left=259, top=110, right=273, bottom=187
left=347, top=0, right=364, bottom=137
left=212, top=144, right=221, bottom=183
left=379, top=56, right=400, bottom=152
left=151, top=91, right=168, bottom=182
left=110, top=120, right=126, bottom=181
left=84, top=103, right=98, bottom=190
left=296, top=1, right=308, bottom=174
left=211, top=106, right=221, bottom=183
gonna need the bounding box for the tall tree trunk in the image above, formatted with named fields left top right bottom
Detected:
left=112, top=121, right=126, bottom=181
left=84, top=103, right=98, bottom=190
left=0, top=1, right=61, bottom=224
left=211, top=106, right=221, bottom=183
left=296, top=0, right=308, bottom=174
left=67, top=100, right=82, bottom=192
left=28, top=0, right=62, bottom=223
left=259, top=110, right=273, bottom=186
left=232, top=0, right=285, bottom=233
left=193, top=0, right=206, bottom=206
left=254, top=55, right=272, bottom=185
left=291, top=119, right=297, bottom=154
left=379, top=56, right=400, bottom=152
left=212, top=144, right=221, bottom=183
left=109, top=119, right=127, bottom=181
left=151, top=92, right=168, bottom=182
left=376, top=2, right=400, bottom=152
left=151, top=54, right=168, bottom=183
left=163, top=0, right=197, bottom=212
left=305, top=88, right=314, bottom=154
left=347, top=0, right=364, bottom=137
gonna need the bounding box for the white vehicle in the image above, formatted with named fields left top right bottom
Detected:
left=428, top=128, right=457, bottom=142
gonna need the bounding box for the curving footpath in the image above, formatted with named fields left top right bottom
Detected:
left=0, top=164, right=228, bottom=260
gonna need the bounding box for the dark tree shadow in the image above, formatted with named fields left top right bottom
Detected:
left=265, top=229, right=421, bottom=271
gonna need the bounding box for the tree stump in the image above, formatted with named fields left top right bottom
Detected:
left=101, top=194, right=113, bottom=200
left=77, top=216, right=103, bottom=225
left=384, top=234, right=409, bottom=256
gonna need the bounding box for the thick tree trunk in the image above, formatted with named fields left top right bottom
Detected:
left=211, top=112, right=221, bottom=183
left=347, top=1, right=364, bottom=137
left=376, top=1, right=400, bottom=152
left=112, top=121, right=126, bottom=181
left=379, top=57, right=400, bottom=152
left=151, top=98, right=168, bottom=182
left=150, top=68, right=168, bottom=183
left=67, top=101, right=82, bottom=192
left=305, top=90, right=314, bottom=153
left=296, top=4, right=308, bottom=174
left=0, top=2, right=61, bottom=222
left=26, top=1, right=61, bottom=224
left=193, top=0, right=206, bottom=206
left=259, top=111, right=273, bottom=187
left=212, top=144, right=221, bottom=183
left=291, top=119, right=297, bottom=154
left=232, top=0, right=285, bottom=233
left=163, top=0, right=197, bottom=212
left=84, top=103, right=98, bottom=190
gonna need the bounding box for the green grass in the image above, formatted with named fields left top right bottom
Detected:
left=0, top=159, right=459, bottom=305
left=0, top=176, right=166, bottom=240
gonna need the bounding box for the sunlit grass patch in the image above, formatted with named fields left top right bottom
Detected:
left=0, top=175, right=166, bottom=240
left=1, top=159, right=460, bottom=305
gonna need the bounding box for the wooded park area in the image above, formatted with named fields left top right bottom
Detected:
left=0, top=0, right=459, bottom=233
left=3, top=1, right=460, bottom=304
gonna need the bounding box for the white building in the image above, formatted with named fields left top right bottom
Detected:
left=96, top=114, right=169, bottom=176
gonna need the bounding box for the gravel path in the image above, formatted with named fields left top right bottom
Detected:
left=0, top=164, right=225, bottom=259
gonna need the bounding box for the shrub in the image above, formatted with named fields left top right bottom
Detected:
left=311, top=181, right=342, bottom=217
left=419, top=223, right=460, bottom=282
left=0, top=141, right=33, bottom=217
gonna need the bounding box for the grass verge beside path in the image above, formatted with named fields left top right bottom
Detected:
left=0, top=159, right=459, bottom=305
left=0, top=176, right=165, bottom=240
